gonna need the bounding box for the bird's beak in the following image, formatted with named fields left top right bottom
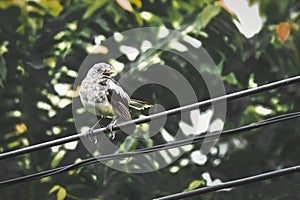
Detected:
left=102, top=70, right=114, bottom=76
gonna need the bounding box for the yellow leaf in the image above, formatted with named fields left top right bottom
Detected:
left=15, top=123, right=27, bottom=135
left=49, top=185, right=60, bottom=194
left=38, top=0, right=63, bottom=16
left=187, top=180, right=205, bottom=191
left=57, top=187, right=67, bottom=200
left=116, top=0, right=133, bottom=12
left=0, top=0, right=17, bottom=9
left=129, top=0, right=142, bottom=8
left=277, top=22, right=290, bottom=44
left=290, top=22, right=299, bottom=32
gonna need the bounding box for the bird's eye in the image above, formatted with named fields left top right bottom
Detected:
left=96, top=68, right=101, bottom=72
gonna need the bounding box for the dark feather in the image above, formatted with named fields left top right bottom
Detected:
left=106, top=79, right=131, bottom=121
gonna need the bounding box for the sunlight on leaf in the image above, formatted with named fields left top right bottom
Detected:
left=179, top=159, right=189, bottom=167
left=248, top=73, right=258, bottom=88
left=169, top=166, right=180, bottom=173
left=169, top=41, right=188, bottom=52
left=113, top=32, right=124, bottom=42
left=63, top=141, right=78, bottom=150
left=191, top=150, right=207, bottom=165
left=180, top=110, right=213, bottom=136
left=0, top=41, right=9, bottom=55
left=168, top=148, right=180, bottom=157
left=58, top=98, right=72, bottom=108
left=255, top=105, right=272, bottom=116
left=202, top=172, right=225, bottom=187
left=160, top=150, right=172, bottom=163
left=116, top=0, right=133, bottom=12
left=183, top=35, right=202, bottom=48
left=120, top=45, right=139, bottom=61
left=87, top=45, right=109, bottom=54
left=109, top=59, right=124, bottom=73
left=140, top=11, right=153, bottom=21
left=200, top=4, right=221, bottom=28
left=161, top=128, right=174, bottom=142
left=209, top=118, right=224, bottom=132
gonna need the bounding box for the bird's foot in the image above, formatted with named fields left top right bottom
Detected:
left=107, top=124, right=115, bottom=139
left=84, top=128, right=97, bottom=144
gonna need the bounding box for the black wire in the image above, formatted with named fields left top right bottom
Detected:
left=1, top=75, right=300, bottom=160
left=153, top=165, right=300, bottom=200
left=1, top=111, right=300, bottom=188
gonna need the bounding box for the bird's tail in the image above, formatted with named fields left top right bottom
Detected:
left=129, top=99, right=153, bottom=110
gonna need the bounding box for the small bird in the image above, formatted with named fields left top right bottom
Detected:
left=79, top=62, right=152, bottom=139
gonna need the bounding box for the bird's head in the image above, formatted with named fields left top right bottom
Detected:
left=86, top=63, right=114, bottom=78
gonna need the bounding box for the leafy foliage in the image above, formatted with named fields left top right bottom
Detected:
left=0, top=0, right=300, bottom=199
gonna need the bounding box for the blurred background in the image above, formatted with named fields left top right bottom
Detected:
left=0, top=0, right=300, bottom=199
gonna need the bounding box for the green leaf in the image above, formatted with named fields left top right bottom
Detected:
left=223, top=72, right=238, bottom=85
left=144, top=137, right=153, bottom=147
left=57, top=187, right=67, bottom=200
left=200, top=4, right=221, bottom=28
left=120, top=136, right=138, bottom=151
left=83, top=0, right=108, bottom=19
left=51, top=150, right=66, bottom=168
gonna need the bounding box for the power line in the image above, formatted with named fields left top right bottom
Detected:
left=1, top=111, right=300, bottom=188
left=153, top=164, right=300, bottom=200
left=1, top=75, right=300, bottom=160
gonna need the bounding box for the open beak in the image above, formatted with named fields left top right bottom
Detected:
left=102, top=70, right=114, bottom=76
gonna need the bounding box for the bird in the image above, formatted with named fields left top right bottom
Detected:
left=79, top=62, right=152, bottom=139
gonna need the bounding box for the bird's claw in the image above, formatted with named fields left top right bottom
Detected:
left=84, top=128, right=97, bottom=143
left=107, top=124, right=115, bottom=139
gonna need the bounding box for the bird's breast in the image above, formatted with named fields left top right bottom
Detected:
left=79, top=77, right=114, bottom=117
left=84, top=100, right=114, bottom=118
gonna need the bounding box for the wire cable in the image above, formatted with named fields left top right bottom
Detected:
left=1, top=75, right=300, bottom=160
left=153, top=164, right=300, bottom=200
left=1, top=111, right=300, bottom=188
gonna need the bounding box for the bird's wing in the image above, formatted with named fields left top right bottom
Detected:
left=106, top=78, right=131, bottom=121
